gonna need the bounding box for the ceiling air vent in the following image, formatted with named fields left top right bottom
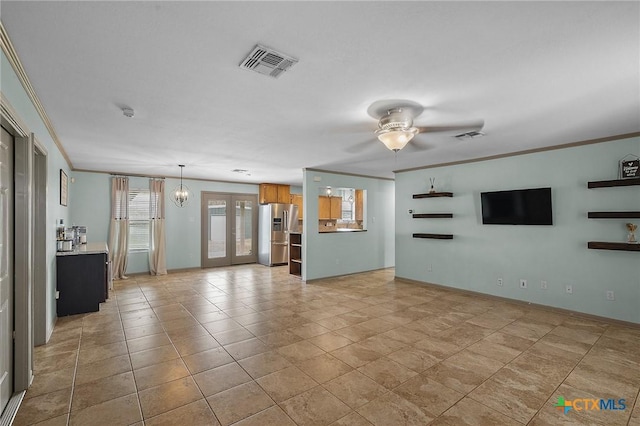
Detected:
left=454, top=131, right=485, bottom=140
left=240, top=44, right=298, bottom=78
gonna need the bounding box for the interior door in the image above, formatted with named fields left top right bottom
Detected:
left=0, top=126, right=14, bottom=415
left=201, top=192, right=257, bottom=268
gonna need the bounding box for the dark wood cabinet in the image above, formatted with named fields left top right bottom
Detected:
left=289, top=233, right=302, bottom=276
left=56, top=250, right=108, bottom=316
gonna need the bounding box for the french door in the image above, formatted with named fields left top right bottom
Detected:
left=0, top=126, right=14, bottom=416
left=201, top=192, right=258, bottom=268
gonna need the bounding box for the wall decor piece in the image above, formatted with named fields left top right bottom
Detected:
left=627, top=223, right=637, bottom=243
left=619, top=154, right=639, bottom=179
left=60, top=169, right=68, bottom=206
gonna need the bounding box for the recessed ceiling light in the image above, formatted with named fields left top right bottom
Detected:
left=122, top=107, right=134, bottom=118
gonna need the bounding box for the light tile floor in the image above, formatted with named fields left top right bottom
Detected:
left=13, top=266, right=640, bottom=425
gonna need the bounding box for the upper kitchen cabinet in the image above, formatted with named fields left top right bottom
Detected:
left=277, top=185, right=291, bottom=203
left=259, top=183, right=290, bottom=204
left=355, top=189, right=364, bottom=221
left=318, top=195, right=341, bottom=220
left=290, top=194, right=303, bottom=219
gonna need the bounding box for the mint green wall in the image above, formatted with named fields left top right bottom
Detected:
left=2, top=51, right=71, bottom=338
left=302, top=170, right=395, bottom=281
left=70, top=171, right=259, bottom=274
left=395, top=137, right=640, bottom=324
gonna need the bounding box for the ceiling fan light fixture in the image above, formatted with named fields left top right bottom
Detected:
left=376, top=127, right=418, bottom=152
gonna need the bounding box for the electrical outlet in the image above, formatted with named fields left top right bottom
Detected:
left=497, top=278, right=503, bottom=287
left=427, top=264, right=432, bottom=272
left=520, top=279, right=527, bottom=289
left=541, top=280, right=548, bottom=289
left=606, top=290, right=615, bottom=301
left=565, top=284, right=573, bottom=295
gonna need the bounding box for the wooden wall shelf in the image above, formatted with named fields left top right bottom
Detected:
left=588, top=242, right=640, bottom=252
left=588, top=178, right=640, bottom=189
left=289, top=233, right=302, bottom=276
left=413, top=213, right=453, bottom=219
left=413, top=233, right=453, bottom=240
left=588, top=211, right=640, bottom=219
left=413, top=192, right=453, bottom=198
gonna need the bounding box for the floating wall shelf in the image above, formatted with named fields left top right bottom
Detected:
left=588, top=212, right=640, bottom=219
left=413, top=233, right=453, bottom=240
left=413, top=192, right=453, bottom=198
left=586, top=178, right=639, bottom=252
left=587, top=178, right=640, bottom=189
left=412, top=213, right=453, bottom=219
left=588, top=242, right=640, bottom=252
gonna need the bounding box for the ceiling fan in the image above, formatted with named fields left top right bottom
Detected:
left=366, top=99, right=485, bottom=152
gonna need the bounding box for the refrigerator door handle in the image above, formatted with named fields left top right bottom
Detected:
left=284, top=210, right=288, bottom=232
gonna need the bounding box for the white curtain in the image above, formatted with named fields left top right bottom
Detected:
left=108, top=177, right=129, bottom=280
left=149, top=179, right=167, bottom=275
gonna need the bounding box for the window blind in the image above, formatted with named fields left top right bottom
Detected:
left=129, top=188, right=150, bottom=251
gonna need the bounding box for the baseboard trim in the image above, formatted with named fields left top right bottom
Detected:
left=395, top=276, right=640, bottom=329
left=305, top=267, right=394, bottom=283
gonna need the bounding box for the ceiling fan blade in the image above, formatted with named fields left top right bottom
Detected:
left=416, top=119, right=485, bottom=135
left=404, top=138, right=431, bottom=152
left=344, top=138, right=380, bottom=153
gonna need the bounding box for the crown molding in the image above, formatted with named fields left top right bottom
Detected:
left=304, top=168, right=394, bottom=182
left=0, top=21, right=72, bottom=167
left=394, top=132, right=640, bottom=174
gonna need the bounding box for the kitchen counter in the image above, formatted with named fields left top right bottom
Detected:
left=57, top=242, right=109, bottom=256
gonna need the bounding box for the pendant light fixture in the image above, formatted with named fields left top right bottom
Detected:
left=172, top=164, right=191, bottom=207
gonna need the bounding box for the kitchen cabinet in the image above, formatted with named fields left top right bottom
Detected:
left=355, top=189, right=364, bottom=221
left=56, top=243, right=109, bottom=316
left=277, top=185, right=291, bottom=203
left=259, top=184, right=278, bottom=204
left=318, top=196, right=331, bottom=219
left=318, top=195, right=341, bottom=220
left=331, top=196, right=341, bottom=219
left=290, top=194, right=303, bottom=219
left=259, top=183, right=291, bottom=204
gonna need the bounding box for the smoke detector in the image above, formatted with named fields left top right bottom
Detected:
left=240, top=44, right=298, bottom=78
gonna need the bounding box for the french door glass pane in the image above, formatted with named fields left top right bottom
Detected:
left=235, top=200, right=253, bottom=257
left=208, top=200, right=226, bottom=259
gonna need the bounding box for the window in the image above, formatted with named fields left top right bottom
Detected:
left=129, top=188, right=150, bottom=252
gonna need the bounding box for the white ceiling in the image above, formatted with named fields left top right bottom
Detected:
left=2, top=1, right=639, bottom=185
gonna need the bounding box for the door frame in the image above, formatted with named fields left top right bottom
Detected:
left=1, top=96, right=36, bottom=419
left=33, top=144, right=47, bottom=346
left=200, top=192, right=258, bottom=268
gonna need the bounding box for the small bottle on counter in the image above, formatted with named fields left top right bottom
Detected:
left=56, top=219, right=65, bottom=251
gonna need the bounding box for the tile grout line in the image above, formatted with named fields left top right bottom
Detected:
left=114, top=280, right=147, bottom=426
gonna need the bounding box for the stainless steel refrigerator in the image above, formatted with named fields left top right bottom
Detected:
left=258, top=203, right=299, bottom=266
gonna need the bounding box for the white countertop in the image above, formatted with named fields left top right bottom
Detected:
left=56, top=242, right=109, bottom=256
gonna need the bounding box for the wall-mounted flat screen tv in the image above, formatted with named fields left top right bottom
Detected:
left=481, top=187, right=552, bottom=225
